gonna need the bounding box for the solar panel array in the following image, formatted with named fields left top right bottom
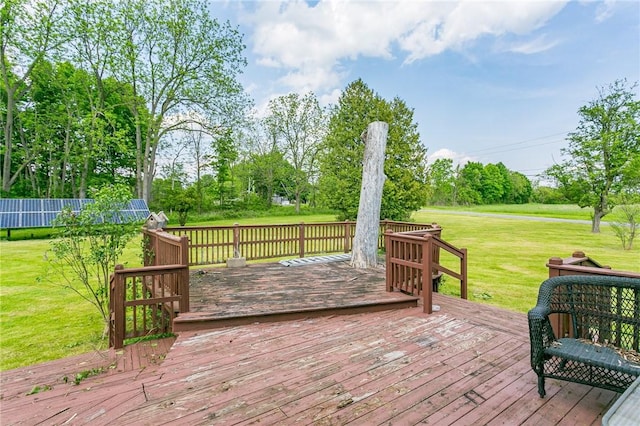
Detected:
left=0, top=199, right=150, bottom=229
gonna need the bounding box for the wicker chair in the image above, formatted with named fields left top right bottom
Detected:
left=528, top=275, right=640, bottom=398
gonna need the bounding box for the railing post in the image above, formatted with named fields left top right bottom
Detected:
left=548, top=257, right=563, bottom=277
left=111, top=264, right=125, bottom=349
left=344, top=221, right=351, bottom=253
left=385, top=230, right=393, bottom=292
left=299, top=222, right=305, bottom=258
left=422, top=234, right=433, bottom=314
left=460, top=248, right=468, bottom=299
left=179, top=235, right=190, bottom=312
left=233, top=223, right=241, bottom=258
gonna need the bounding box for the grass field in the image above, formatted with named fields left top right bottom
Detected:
left=1, top=205, right=638, bottom=370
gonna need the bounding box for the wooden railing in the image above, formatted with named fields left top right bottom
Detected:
left=109, top=230, right=189, bottom=349
left=546, top=251, right=640, bottom=339
left=164, top=220, right=441, bottom=266
left=385, top=229, right=467, bottom=314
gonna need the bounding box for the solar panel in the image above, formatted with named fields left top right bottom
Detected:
left=0, top=198, right=150, bottom=229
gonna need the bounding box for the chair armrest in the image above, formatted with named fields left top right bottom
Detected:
left=528, top=305, right=555, bottom=371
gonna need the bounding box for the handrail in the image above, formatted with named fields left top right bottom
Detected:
left=546, top=253, right=640, bottom=338
left=109, top=229, right=189, bottom=349
left=385, top=229, right=467, bottom=313
left=164, top=220, right=442, bottom=266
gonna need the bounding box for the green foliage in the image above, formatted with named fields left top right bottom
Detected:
left=318, top=79, right=427, bottom=221
left=545, top=79, right=640, bottom=232
left=264, top=92, right=326, bottom=212
left=26, top=385, right=52, bottom=395
left=47, top=184, right=141, bottom=328
left=235, top=150, right=297, bottom=207
left=211, top=130, right=239, bottom=207
left=1, top=0, right=68, bottom=195
left=4, top=56, right=140, bottom=198
left=531, top=185, right=568, bottom=204
left=440, top=161, right=531, bottom=206
left=1, top=0, right=248, bottom=201
left=426, top=158, right=456, bottom=205
left=167, top=187, right=197, bottom=226
left=71, top=367, right=104, bottom=385
left=456, top=162, right=484, bottom=205
left=610, top=203, right=639, bottom=250
left=507, top=171, right=533, bottom=204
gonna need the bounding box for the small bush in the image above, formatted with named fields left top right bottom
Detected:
left=611, top=204, right=639, bottom=250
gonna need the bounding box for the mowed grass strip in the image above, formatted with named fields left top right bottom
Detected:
left=1, top=209, right=638, bottom=370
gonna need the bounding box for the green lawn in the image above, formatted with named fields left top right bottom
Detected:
left=1, top=207, right=638, bottom=370
left=412, top=210, right=638, bottom=313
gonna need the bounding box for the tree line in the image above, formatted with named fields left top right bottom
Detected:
left=2, top=1, right=639, bottom=229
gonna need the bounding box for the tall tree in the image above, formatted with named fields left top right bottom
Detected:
left=65, top=0, right=123, bottom=197
left=264, top=92, right=325, bottom=213
left=427, top=158, right=456, bottom=205
left=481, top=163, right=506, bottom=204
left=211, top=129, right=238, bottom=207
left=318, top=79, right=428, bottom=221
left=507, top=171, right=533, bottom=204
left=456, top=161, right=484, bottom=205
left=115, top=0, right=248, bottom=201
left=545, top=79, right=640, bottom=232
left=1, top=0, right=68, bottom=195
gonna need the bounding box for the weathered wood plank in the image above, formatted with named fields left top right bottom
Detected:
left=1, top=262, right=614, bottom=425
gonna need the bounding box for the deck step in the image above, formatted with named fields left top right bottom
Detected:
left=173, top=297, right=418, bottom=332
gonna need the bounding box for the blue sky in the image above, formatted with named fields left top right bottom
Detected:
left=213, top=1, right=639, bottom=180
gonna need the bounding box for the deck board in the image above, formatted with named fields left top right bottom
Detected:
left=0, top=261, right=619, bottom=425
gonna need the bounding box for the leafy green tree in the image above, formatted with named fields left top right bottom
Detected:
left=211, top=130, right=238, bottom=207
left=114, top=0, right=249, bottom=202
left=545, top=79, right=640, bottom=232
left=13, top=59, right=138, bottom=198
left=481, top=163, right=506, bottom=204
left=456, top=162, right=484, bottom=205
left=318, top=79, right=427, bottom=221
left=48, top=184, right=141, bottom=332
left=427, top=158, right=456, bottom=205
left=531, top=184, right=568, bottom=204
left=264, top=92, right=325, bottom=213
left=163, top=186, right=196, bottom=226
left=236, top=151, right=295, bottom=207
left=507, top=171, right=533, bottom=204
left=1, top=0, right=69, bottom=195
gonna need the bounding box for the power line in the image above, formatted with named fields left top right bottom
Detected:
left=476, top=138, right=566, bottom=156
left=465, top=130, right=570, bottom=155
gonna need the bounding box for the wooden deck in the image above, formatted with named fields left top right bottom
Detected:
left=0, top=260, right=619, bottom=425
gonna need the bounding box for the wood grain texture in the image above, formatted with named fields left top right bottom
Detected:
left=0, top=261, right=617, bottom=425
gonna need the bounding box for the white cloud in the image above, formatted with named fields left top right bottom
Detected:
left=504, top=34, right=560, bottom=54
left=428, top=148, right=475, bottom=166
left=594, top=0, right=617, bottom=23
left=243, top=0, right=569, bottom=96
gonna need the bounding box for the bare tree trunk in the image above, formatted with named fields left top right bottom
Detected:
left=350, top=121, right=388, bottom=269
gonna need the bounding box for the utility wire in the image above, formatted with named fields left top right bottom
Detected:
left=465, top=130, right=570, bottom=155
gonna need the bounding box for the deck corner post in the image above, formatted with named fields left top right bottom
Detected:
left=422, top=234, right=433, bottom=314
left=180, top=235, right=189, bottom=312
left=111, top=264, right=126, bottom=349
left=385, top=229, right=393, bottom=292
left=461, top=247, right=468, bottom=299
